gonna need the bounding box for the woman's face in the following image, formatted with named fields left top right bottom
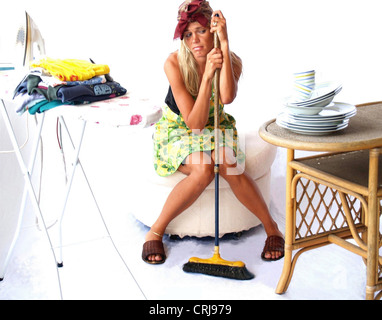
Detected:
left=183, top=21, right=213, bottom=60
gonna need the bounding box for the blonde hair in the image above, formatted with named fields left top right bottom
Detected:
left=177, top=0, right=242, bottom=97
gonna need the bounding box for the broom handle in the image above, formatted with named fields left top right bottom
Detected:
left=213, top=23, right=221, bottom=248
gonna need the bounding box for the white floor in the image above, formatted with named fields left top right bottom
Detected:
left=0, top=115, right=371, bottom=300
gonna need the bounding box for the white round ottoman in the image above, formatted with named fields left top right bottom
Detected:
left=130, top=128, right=277, bottom=238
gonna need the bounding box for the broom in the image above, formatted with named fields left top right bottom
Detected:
left=183, top=23, right=254, bottom=281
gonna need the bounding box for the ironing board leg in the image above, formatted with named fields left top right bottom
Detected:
left=56, top=116, right=147, bottom=298
left=0, top=101, right=63, bottom=298
left=56, top=117, right=87, bottom=267
left=58, top=115, right=106, bottom=230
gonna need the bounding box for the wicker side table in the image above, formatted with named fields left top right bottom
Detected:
left=259, top=102, right=382, bottom=300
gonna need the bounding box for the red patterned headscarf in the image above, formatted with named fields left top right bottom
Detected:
left=174, top=0, right=210, bottom=40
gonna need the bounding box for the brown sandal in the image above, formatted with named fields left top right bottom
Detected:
left=261, top=235, right=285, bottom=261
left=142, top=240, right=166, bottom=265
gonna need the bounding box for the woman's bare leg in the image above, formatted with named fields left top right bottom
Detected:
left=214, top=147, right=283, bottom=260
left=145, top=152, right=214, bottom=262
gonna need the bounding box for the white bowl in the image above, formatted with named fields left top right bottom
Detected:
left=286, top=81, right=342, bottom=107
left=288, top=92, right=336, bottom=108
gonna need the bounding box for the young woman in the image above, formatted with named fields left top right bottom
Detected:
left=142, top=0, right=284, bottom=264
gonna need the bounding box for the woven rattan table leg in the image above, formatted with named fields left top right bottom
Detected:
left=276, top=148, right=295, bottom=294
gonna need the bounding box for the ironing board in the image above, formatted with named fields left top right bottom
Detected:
left=0, top=71, right=162, bottom=298
left=47, top=94, right=162, bottom=267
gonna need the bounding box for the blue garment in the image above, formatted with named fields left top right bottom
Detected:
left=57, top=81, right=127, bottom=103
left=28, top=100, right=74, bottom=115
left=65, top=76, right=105, bottom=86
left=14, top=74, right=62, bottom=101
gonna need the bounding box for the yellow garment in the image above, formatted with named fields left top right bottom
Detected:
left=31, top=57, right=110, bottom=81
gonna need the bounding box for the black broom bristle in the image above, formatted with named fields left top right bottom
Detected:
left=183, top=262, right=254, bottom=280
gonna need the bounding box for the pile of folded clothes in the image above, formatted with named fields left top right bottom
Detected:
left=13, top=57, right=127, bottom=115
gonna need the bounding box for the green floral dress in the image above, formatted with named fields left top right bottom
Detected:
left=153, top=90, right=245, bottom=177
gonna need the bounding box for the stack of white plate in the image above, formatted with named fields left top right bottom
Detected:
left=286, top=81, right=343, bottom=115
left=276, top=102, right=357, bottom=135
